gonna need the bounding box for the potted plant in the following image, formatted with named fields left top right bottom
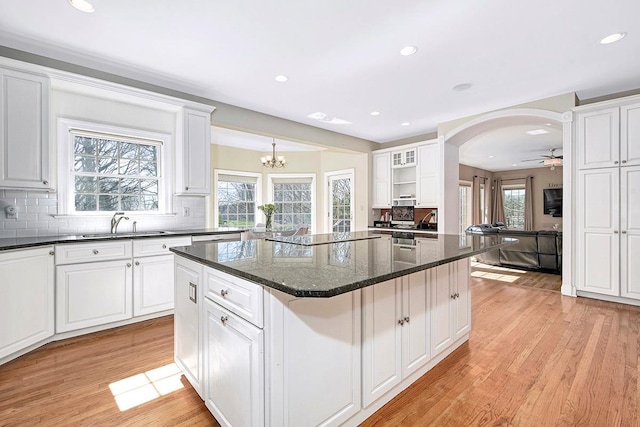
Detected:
left=258, top=204, right=277, bottom=231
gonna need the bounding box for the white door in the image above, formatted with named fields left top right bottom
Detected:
left=452, top=259, right=471, bottom=339
left=372, top=152, right=391, bottom=208
left=0, top=246, right=54, bottom=359
left=621, top=102, right=640, bottom=167
left=362, top=279, right=402, bottom=408
left=174, top=257, right=202, bottom=396
left=56, top=259, right=133, bottom=332
left=577, top=169, right=620, bottom=296
left=576, top=108, right=620, bottom=170
left=621, top=166, right=640, bottom=299
left=133, top=254, right=175, bottom=316
left=326, top=170, right=354, bottom=233
left=401, top=271, right=430, bottom=378
left=204, top=299, right=264, bottom=427
left=430, top=264, right=454, bottom=357
left=416, top=143, right=439, bottom=207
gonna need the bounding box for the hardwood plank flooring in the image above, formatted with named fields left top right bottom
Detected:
left=2, top=275, right=639, bottom=426
left=471, top=261, right=562, bottom=292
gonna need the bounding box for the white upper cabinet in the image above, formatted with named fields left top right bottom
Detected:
left=621, top=102, right=640, bottom=167
left=416, top=142, right=439, bottom=207
left=391, top=148, right=416, bottom=168
left=372, top=151, right=391, bottom=208
left=0, top=68, right=50, bottom=190
left=176, top=108, right=212, bottom=195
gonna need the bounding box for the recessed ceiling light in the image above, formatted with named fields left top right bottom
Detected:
left=452, top=83, right=472, bottom=92
left=68, top=0, right=95, bottom=13
left=512, top=163, right=518, bottom=166
left=307, top=112, right=351, bottom=125
left=545, top=123, right=552, bottom=126
left=600, top=33, right=626, bottom=44
left=526, top=129, right=549, bottom=135
left=400, top=122, right=411, bottom=126
left=400, top=46, right=418, bottom=56
left=488, top=155, right=495, bottom=159
left=370, top=111, right=381, bottom=116
left=275, top=75, right=288, bottom=82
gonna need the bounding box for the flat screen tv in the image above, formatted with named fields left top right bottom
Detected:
left=391, top=205, right=415, bottom=226
left=543, top=188, right=563, bottom=217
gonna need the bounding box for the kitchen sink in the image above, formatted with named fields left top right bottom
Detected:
left=80, top=231, right=170, bottom=239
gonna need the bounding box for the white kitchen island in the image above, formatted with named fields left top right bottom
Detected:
left=171, top=231, right=513, bottom=427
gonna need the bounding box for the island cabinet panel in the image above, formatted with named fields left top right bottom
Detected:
left=452, top=258, right=471, bottom=339
left=430, top=264, right=455, bottom=356
left=203, top=298, right=264, bottom=427
left=267, top=289, right=362, bottom=427
left=362, top=271, right=430, bottom=408
left=174, top=257, right=203, bottom=398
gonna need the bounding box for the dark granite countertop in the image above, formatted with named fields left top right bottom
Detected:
left=170, top=231, right=515, bottom=298
left=0, top=228, right=244, bottom=252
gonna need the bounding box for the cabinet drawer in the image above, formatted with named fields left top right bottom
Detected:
left=205, top=267, right=264, bottom=328
left=133, top=236, right=191, bottom=257
left=55, top=241, right=132, bottom=265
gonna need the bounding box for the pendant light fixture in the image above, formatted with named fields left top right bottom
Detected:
left=261, top=139, right=286, bottom=168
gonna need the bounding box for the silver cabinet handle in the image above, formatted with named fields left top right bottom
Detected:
left=49, top=250, right=54, bottom=256
left=614, top=230, right=619, bottom=234
left=185, top=186, right=189, bottom=191
left=93, top=249, right=99, bottom=254
left=220, top=289, right=229, bottom=298
left=162, top=244, right=167, bottom=249
left=221, top=315, right=228, bottom=325
left=43, top=180, right=48, bottom=185
left=451, top=294, right=457, bottom=299
left=614, top=161, right=619, bottom=164
left=189, top=282, right=197, bottom=303
left=622, top=230, right=627, bottom=234
left=404, top=316, right=410, bottom=324
left=398, top=319, right=405, bottom=326
left=622, top=160, right=627, bottom=164
left=126, top=262, right=132, bottom=267
left=135, top=261, right=140, bottom=266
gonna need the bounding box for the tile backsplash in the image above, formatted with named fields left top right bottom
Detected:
left=0, top=190, right=206, bottom=238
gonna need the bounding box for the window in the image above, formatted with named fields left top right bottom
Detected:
left=268, top=174, right=315, bottom=232
left=58, top=119, right=172, bottom=215
left=503, top=186, right=526, bottom=229
left=72, top=133, right=160, bottom=212
left=215, top=171, right=261, bottom=228
left=459, top=182, right=472, bottom=234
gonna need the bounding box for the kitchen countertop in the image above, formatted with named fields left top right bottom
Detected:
left=0, top=228, right=244, bottom=252
left=170, top=231, right=515, bottom=297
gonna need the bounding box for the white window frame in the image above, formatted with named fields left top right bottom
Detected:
left=502, top=184, right=526, bottom=230
left=267, top=173, right=316, bottom=233
left=459, top=180, right=472, bottom=234
left=324, top=169, right=355, bottom=233
left=57, top=118, right=173, bottom=216
left=213, top=169, right=262, bottom=228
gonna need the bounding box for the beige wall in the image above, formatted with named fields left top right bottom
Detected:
left=210, top=145, right=369, bottom=232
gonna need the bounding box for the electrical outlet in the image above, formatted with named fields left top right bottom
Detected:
left=183, top=207, right=190, bottom=217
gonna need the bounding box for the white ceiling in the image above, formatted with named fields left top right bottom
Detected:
left=211, top=127, right=325, bottom=152
left=0, top=0, right=638, bottom=144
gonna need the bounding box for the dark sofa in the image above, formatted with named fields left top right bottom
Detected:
left=466, top=224, right=562, bottom=274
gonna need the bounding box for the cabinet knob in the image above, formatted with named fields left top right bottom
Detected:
left=398, top=319, right=405, bottom=326
left=49, top=250, right=54, bottom=256
left=614, top=230, right=619, bottom=234
left=451, top=294, right=456, bottom=299
left=126, top=263, right=132, bottom=268
left=185, top=186, right=189, bottom=191
left=614, top=161, right=619, bottom=164
left=93, top=249, right=99, bottom=254
left=220, top=289, right=229, bottom=298
left=162, top=244, right=167, bottom=249
left=622, top=230, right=627, bottom=234
left=220, top=315, right=229, bottom=325
left=404, top=316, right=410, bottom=324
left=43, top=180, right=48, bottom=185
left=135, top=261, right=140, bottom=266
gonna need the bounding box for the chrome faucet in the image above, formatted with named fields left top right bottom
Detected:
left=110, top=212, right=129, bottom=234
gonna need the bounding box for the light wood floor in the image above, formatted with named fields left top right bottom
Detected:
left=2, top=276, right=639, bottom=426
left=471, top=261, right=563, bottom=292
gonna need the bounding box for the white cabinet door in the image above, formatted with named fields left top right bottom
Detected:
left=133, top=254, right=174, bottom=316
left=203, top=299, right=264, bottom=427
left=56, top=259, right=133, bottom=332
left=391, top=148, right=416, bottom=168
left=362, top=279, right=402, bottom=408
left=176, top=108, right=211, bottom=195
left=0, top=68, right=50, bottom=190
left=0, top=246, right=54, bottom=359
left=452, top=259, right=471, bottom=340
left=430, top=264, right=454, bottom=357
left=174, top=256, right=203, bottom=397
left=372, top=151, right=391, bottom=208
left=576, top=169, right=620, bottom=296
left=267, top=289, right=361, bottom=427
left=576, top=107, right=620, bottom=170
left=416, top=142, right=439, bottom=207
left=621, top=102, right=640, bottom=167
left=621, top=167, right=640, bottom=299
left=401, top=271, right=430, bottom=378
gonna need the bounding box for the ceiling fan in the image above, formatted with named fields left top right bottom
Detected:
left=521, top=148, right=563, bottom=169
